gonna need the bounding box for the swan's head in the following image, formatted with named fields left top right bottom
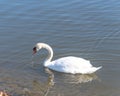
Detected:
left=33, top=43, right=42, bottom=54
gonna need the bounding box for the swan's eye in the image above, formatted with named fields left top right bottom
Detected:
left=33, top=47, right=37, bottom=54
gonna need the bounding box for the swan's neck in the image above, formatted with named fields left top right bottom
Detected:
left=41, top=43, right=53, bottom=65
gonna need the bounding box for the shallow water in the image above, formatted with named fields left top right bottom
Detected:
left=0, top=0, right=120, bottom=96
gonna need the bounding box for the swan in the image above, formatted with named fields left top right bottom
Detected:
left=33, top=43, right=102, bottom=74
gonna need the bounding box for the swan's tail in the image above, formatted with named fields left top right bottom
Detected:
left=82, top=66, right=102, bottom=74
left=91, top=66, right=102, bottom=73
left=96, top=66, right=102, bottom=70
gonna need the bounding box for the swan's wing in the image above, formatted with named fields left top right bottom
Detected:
left=47, top=56, right=93, bottom=74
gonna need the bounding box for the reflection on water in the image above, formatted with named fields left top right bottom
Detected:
left=45, top=68, right=98, bottom=84
left=0, top=67, right=55, bottom=96
left=47, top=70, right=98, bottom=84
left=23, top=69, right=54, bottom=96
left=60, top=74, right=98, bottom=84
left=23, top=68, right=98, bottom=96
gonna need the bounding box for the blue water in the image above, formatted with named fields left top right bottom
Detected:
left=0, top=0, right=120, bottom=96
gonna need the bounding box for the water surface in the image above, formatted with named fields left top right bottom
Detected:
left=0, top=0, right=120, bottom=96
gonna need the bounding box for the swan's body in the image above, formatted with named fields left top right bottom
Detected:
left=33, top=43, right=102, bottom=74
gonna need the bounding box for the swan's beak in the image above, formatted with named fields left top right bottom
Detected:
left=33, top=47, right=37, bottom=54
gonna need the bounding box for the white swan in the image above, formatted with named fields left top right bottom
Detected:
left=33, top=43, right=102, bottom=74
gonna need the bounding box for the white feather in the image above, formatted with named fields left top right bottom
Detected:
left=34, top=43, right=102, bottom=74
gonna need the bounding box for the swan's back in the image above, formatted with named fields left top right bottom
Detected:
left=44, top=56, right=101, bottom=74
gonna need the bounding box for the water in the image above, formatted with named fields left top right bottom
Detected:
left=0, top=0, right=120, bottom=95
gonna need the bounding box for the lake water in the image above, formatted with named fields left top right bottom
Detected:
left=0, top=0, right=120, bottom=96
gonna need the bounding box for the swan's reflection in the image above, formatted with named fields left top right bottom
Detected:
left=45, top=68, right=98, bottom=84
left=63, top=73, right=98, bottom=84
left=32, top=69, right=54, bottom=96
left=24, top=68, right=99, bottom=96
left=50, top=69, right=98, bottom=84
left=23, top=68, right=54, bottom=96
